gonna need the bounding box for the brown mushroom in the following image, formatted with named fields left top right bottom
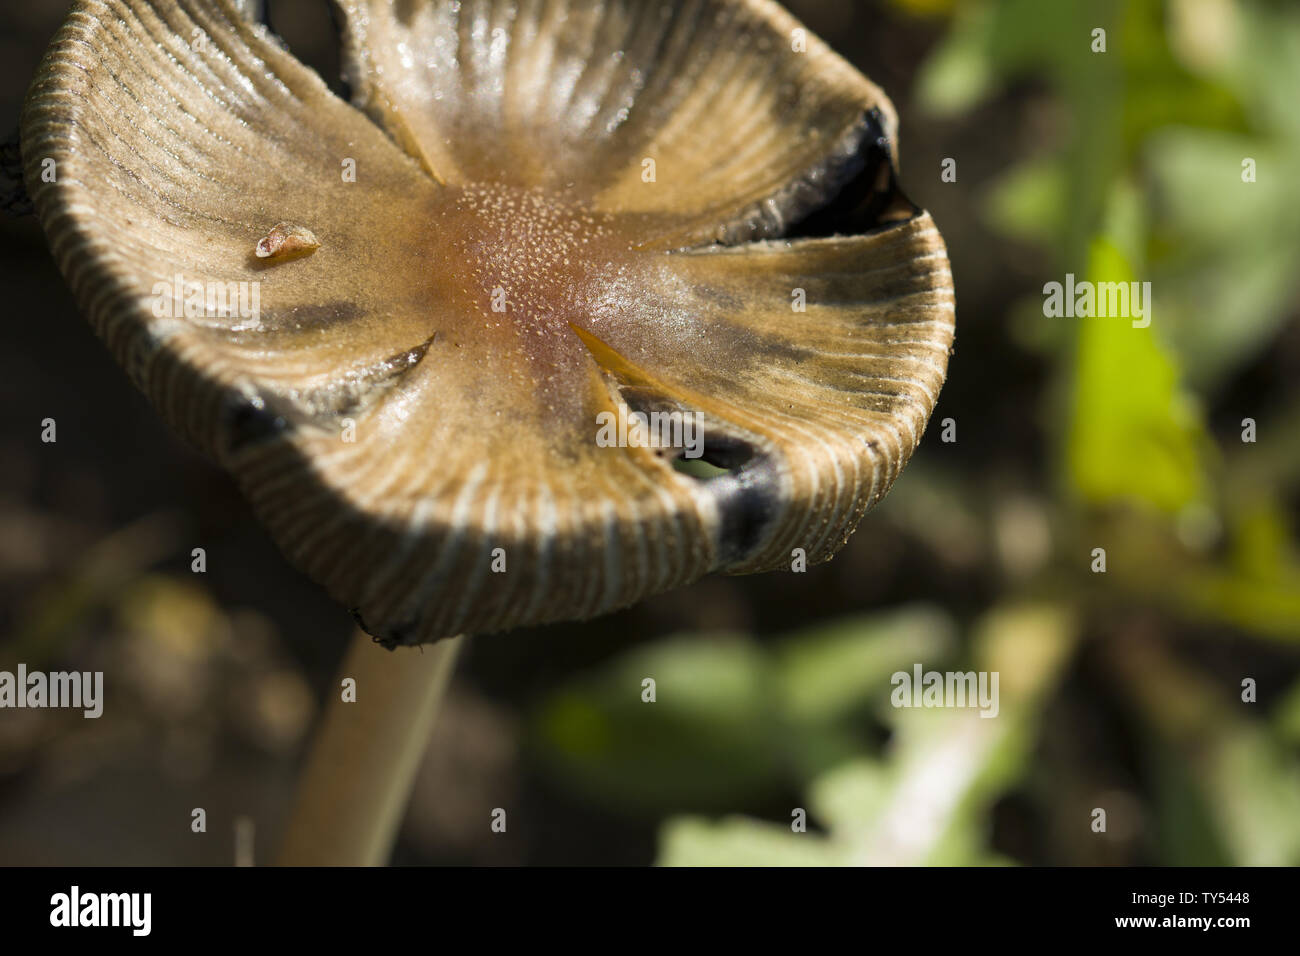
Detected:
left=22, top=0, right=954, bottom=863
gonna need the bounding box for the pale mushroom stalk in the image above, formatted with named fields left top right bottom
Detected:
left=278, top=631, right=463, bottom=866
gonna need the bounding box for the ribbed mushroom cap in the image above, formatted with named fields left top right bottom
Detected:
left=22, top=0, right=955, bottom=645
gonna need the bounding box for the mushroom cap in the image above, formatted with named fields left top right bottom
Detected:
left=22, top=0, right=955, bottom=645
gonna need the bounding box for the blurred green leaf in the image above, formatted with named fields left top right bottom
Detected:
left=531, top=607, right=960, bottom=815
left=916, top=0, right=1114, bottom=116
left=1149, top=737, right=1233, bottom=866
left=1113, top=638, right=1300, bottom=865
left=1276, top=678, right=1300, bottom=746
left=1167, top=493, right=1300, bottom=644
left=1227, top=0, right=1300, bottom=141
left=983, top=156, right=1070, bottom=247
left=656, top=604, right=1078, bottom=866
left=914, top=1, right=1000, bottom=116
left=1066, top=220, right=1210, bottom=513
left=657, top=816, right=843, bottom=867
left=1145, top=129, right=1300, bottom=387
left=532, top=635, right=782, bottom=814
left=1117, top=0, right=1245, bottom=147
left=820, top=603, right=1076, bottom=866
left=774, top=606, right=956, bottom=726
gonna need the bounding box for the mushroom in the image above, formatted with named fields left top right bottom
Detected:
left=21, top=0, right=954, bottom=863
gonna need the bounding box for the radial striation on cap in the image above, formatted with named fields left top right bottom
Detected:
left=22, top=0, right=955, bottom=644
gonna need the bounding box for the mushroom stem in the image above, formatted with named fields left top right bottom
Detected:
left=277, top=630, right=463, bottom=866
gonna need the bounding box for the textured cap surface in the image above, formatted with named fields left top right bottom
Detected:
left=22, top=0, right=955, bottom=644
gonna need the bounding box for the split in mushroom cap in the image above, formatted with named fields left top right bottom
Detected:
left=22, top=0, right=955, bottom=644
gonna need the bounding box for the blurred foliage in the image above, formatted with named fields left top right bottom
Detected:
left=528, top=0, right=1300, bottom=865
left=533, top=608, right=955, bottom=813
left=658, top=605, right=1076, bottom=866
